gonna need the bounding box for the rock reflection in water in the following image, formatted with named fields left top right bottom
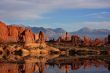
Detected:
left=0, top=53, right=60, bottom=73
left=0, top=54, right=110, bottom=73
left=47, top=56, right=110, bottom=73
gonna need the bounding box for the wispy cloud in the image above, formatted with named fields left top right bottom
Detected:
left=0, top=0, right=110, bottom=20
left=77, top=21, right=110, bottom=29
left=85, top=11, right=110, bottom=18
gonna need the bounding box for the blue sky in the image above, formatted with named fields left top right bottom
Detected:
left=0, top=0, right=110, bottom=32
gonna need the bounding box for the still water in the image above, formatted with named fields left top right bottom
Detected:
left=0, top=51, right=110, bottom=73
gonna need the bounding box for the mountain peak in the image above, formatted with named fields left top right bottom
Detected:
left=53, top=28, right=66, bottom=33
left=71, top=27, right=110, bottom=39
left=80, top=27, right=91, bottom=30
left=79, top=27, right=92, bottom=33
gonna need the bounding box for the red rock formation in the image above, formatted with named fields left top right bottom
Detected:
left=65, top=32, right=71, bottom=41
left=0, top=21, right=8, bottom=43
left=22, top=29, right=35, bottom=44
left=39, top=31, right=45, bottom=43
left=94, top=38, right=103, bottom=46
left=0, top=21, right=36, bottom=44
left=7, top=25, right=19, bottom=42
left=16, top=27, right=26, bottom=42
left=71, top=35, right=80, bottom=46
left=83, top=36, right=91, bottom=46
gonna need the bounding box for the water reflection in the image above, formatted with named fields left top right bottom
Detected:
left=0, top=53, right=110, bottom=73
left=47, top=55, right=110, bottom=73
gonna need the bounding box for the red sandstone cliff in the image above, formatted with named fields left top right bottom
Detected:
left=0, top=21, right=9, bottom=43
left=0, top=21, right=37, bottom=44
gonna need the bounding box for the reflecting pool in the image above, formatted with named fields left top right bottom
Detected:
left=0, top=49, right=110, bottom=73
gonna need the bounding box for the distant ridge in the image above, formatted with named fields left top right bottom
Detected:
left=31, top=27, right=66, bottom=39
left=71, top=27, right=110, bottom=39
left=31, top=26, right=110, bottom=39
left=8, top=24, right=110, bottom=39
